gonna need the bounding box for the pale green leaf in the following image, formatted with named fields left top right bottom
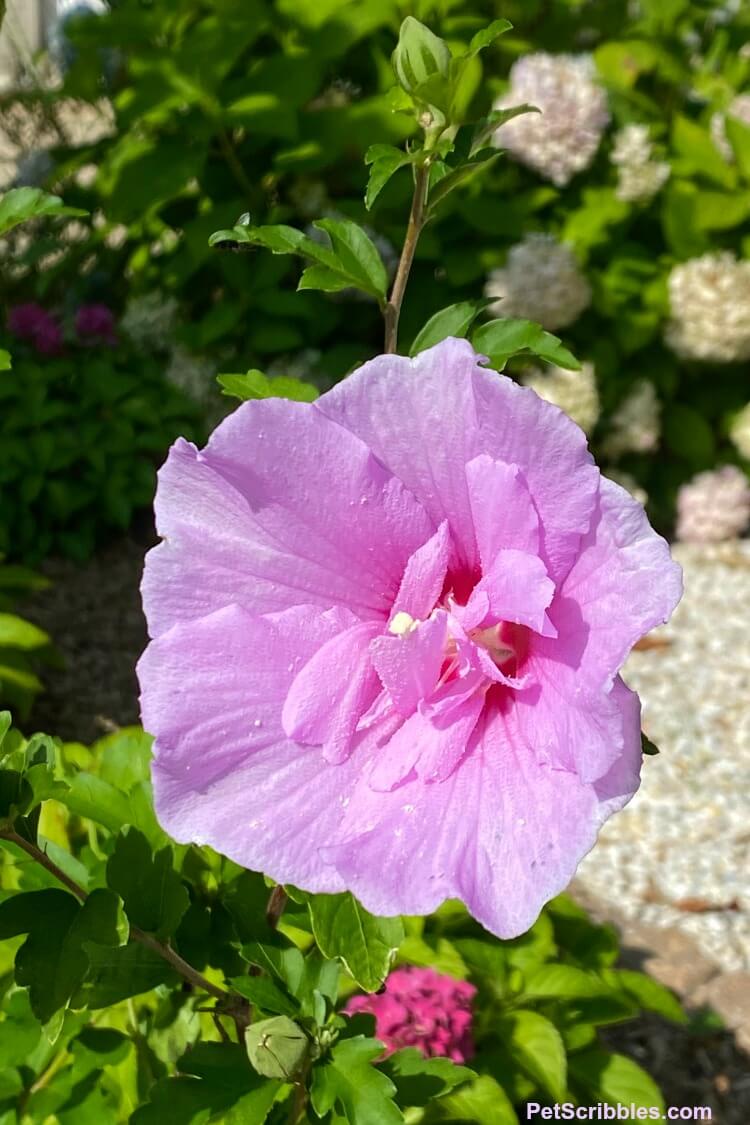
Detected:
left=0, top=188, right=87, bottom=236
left=410, top=300, right=489, bottom=355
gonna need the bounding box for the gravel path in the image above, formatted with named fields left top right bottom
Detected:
left=577, top=540, right=750, bottom=974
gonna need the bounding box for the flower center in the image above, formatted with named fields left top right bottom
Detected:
left=470, top=623, right=516, bottom=668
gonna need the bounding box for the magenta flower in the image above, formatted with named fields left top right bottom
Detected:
left=74, top=303, right=118, bottom=347
left=345, top=966, right=476, bottom=1062
left=138, top=338, right=681, bottom=938
left=7, top=303, right=63, bottom=356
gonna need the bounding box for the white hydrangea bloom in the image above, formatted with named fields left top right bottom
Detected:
left=666, top=252, right=750, bottom=363
left=165, top=346, right=216, bottom=406
left=710, top=93, right=750, bottom=161
left=523, top=361, right=600, bottom=435
left=676, top=466, right=750, bottom=543
left=602, top=381, right=661, bottom=459
left=610, top=123, right=670, bottom=203
left=729, top=402, right=750, bottom=460
left=603, top=468, right=649, bottom=507
left=121, top=292, right=179, bottom=352
left=484, top=234, right=591, bottom=331
left=493, top=53, right=610, bottom=187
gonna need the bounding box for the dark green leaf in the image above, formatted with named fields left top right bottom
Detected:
left=365, top=145, right=412, bottom=210
left=76, top=940, right=177, bottom=1007
left=467, top=19, right=513, bottom=57
left=641, top=732, right=660, bottom=757
left=569, top=1048, right=664, bottom=1112
left=210, top=220, right=387, bottom=301
left=430, top=1075, right=517, bottom=1123
left=0, top=888, right=123, bottom=1021
left=521, top=964, right=613, bottom=1000
left=0, top=768, right=33, bottom=821
left=473, top=318, right=581, bottom=371
left=311, top=1035, right=403, bottom=1125
left=298, top=264, right=354, bottom=293
left=133, top=1043, right=279, bottom=1124
left=498, top=1010, right=566, bottom=1101
left=601, top=969, right=686, bottom=1023
left=231, top=974, right=300, bottom=1017
left=312, top=219, right=389, bottom=300
left=379, top=1048, right=474, bottom=1108
left=106, top=827, right=189, bottom=939
left=242, top=941, right=306, bottom=996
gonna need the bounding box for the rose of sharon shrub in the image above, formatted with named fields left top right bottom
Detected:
left=345, top=966, right=476, bottom=1062
left=138, top=338, right=681, bottom=938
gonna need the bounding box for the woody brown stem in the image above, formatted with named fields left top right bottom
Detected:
left=384, top=161, right=431, bottom=354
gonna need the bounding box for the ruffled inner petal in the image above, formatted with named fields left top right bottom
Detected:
left=466, top=549, right=557, bottom=637
left=367, top=680, right=485, bottom=791
left=369, top=611, right=448, bottom=718
left=465, top=454, right=540, bottom=567
left=281, top=620, right=383, bottom=764
left=391, top=521, right=451, bottom=622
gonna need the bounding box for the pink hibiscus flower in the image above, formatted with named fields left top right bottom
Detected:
left=345, top=966, right=476, bottom=1062
left=138, top=338, right=681, bottom=938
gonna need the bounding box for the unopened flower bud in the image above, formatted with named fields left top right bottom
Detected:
left=392, top=17, right=451, bottom=98
left=245, top=1016, right=308, bottom=1079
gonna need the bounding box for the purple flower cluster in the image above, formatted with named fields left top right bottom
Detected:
left=7, top=303, right=64, bottom=356
left=7, top=302, right=118, bottom=355
left=75, top=303, right=118, bottom=347
left=345, top=966, right=476, bottom=1062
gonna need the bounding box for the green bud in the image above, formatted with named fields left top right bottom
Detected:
left=392, top=17, right=451, bottom=98
left=245, top=1015, right=309, bottom=1080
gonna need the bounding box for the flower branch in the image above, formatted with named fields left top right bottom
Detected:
left=0, top=827, right=247, bottom=1021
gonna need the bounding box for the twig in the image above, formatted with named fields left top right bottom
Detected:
left=217, top=127, right=255, bottom=201
left=384, top=161, right=430, bottom=353
left=266, top=885, right=288, bottom=930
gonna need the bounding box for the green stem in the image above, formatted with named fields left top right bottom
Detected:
left=217, top=127, right=255, bottom=201
left=384, top=161, right=431, bottom=354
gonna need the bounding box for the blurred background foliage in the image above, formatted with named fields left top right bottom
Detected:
left=0, top=0, right=749, bottom=561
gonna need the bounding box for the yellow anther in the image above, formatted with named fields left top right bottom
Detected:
left=389, top=611, right=418, bottom=636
